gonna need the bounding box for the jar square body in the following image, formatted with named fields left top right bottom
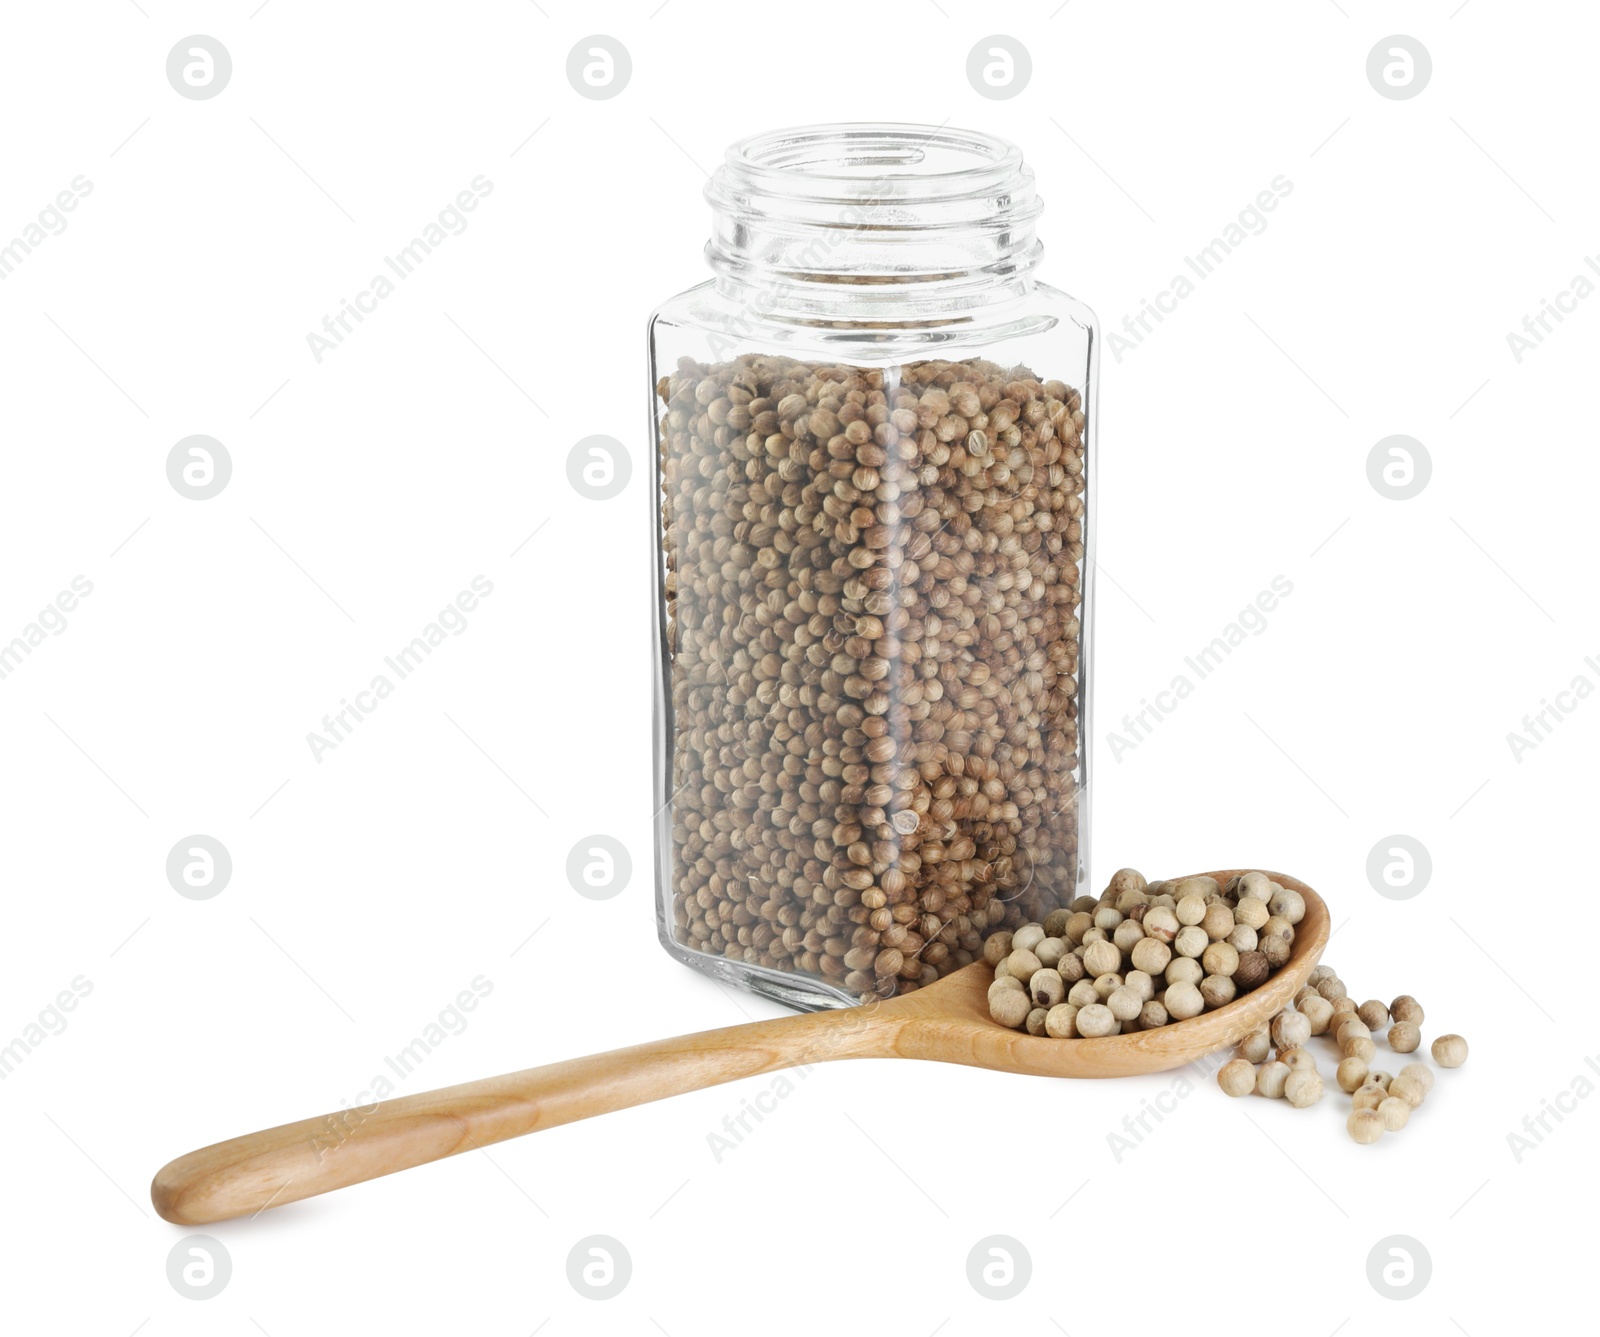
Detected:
left=649, top=124, right=1098, bottom=1010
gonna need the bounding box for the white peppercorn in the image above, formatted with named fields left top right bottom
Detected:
left=1315, top=975, right=1347, bottom=1003
left=1013, top=924, right=1047, bottom=954
left=1432, top=1033, right=1467, bottom=1068
left=1092, top=906, right=1125, bottom=934
left=1107, top=986, right=1142, bottom=1022
left=1064, top=912, right=1094, bottom=944
left=1124, top=969, right=1155, bottom=1002
left=1044, top=1003, right=1080, bottom=1038
left=1336, top=1056, right=1368, bottom=1093
left=1200, top=974, right=1236, bottom=1009
left=1390, top=995, right=1424, bottom=1025
left=1261, top=915, right=1296, bottom=945
left=1030, top=968, right=1066, bottom=1009
left=1352, top=1081, right=1388, bottom=1112
left=1092, top=972, right=1123, bottom=1001
left=1256, top=1060, right=1290, bottom=1098
left=1139, top=999, right=1169, bottom=1029
left=1174, top=875, right=1220, bottom=899
left=1237, top=871, right=1274, bottom=900
left=1344, top=1036, right=1377, bottom=1064
left=1006, top=948, right=1042, bottom=983
left=1112, top=920, right=1146, bottom=956
left=1268, top=884, right=1305, bottom=925
left=1387, top=1074, right=1426, bottom=1109
left=1388, top=1021, right=1422, bottom=1054
left=1258, top=935, right=1291, bottom=969
left=1366, top=1070, right=1392, bottom=1089
left=982, top=932, right=1015, bottom=967
left=1130, top=937, right=1172, bottom=975
left=1166, top=956, right=1204, bottom=988
left=1057, top=953, right=1086, bottom=984
left=1202, top=902, right=1235, bottom=942
left=1234, top=895, right=1270, bottom=930
left=1271, top=1009, right=1311, bottom=1051
left=1025, top=1007, right=1049, bottom=1035
left=1335, top=1018, right=1370, bottom=1050
left=1106, top=867, right=1147, bottom=900
left=1308, top=963, right=1334, bottom=985
left=1239, top=1028, right=1271, bottom=1064
left=988, top=986, right=1031, bottom=1028
left=1399, top=1062, right=1435, bottom=1094
left=1174, top=925, right=1210, bottom=959
left=1228, top=924, right=1259, bottom=953
left=1165, top=981, right=1205, bottom=1021
left=1076, top=1002, right=1118, bottom=1038
left=1201, top=941, right=1240, bottom=978
left=1043, top=909, right=1072, bottom=939
left=1083, top=940, right=1121, bottom=977
left=1218, top=1059, right=1257, bottom=1097
left=1142, top=906, right=1180, bottom=944
left=1067, top=979, right=1099, bottom=1008
left=1285, top=1069, right=1324, bottom=1108
left=1175, top=894, right=1207, bottom=927
left=1347, top=1109, right=1384, bottom=1144
left=1035, top=937, right=1068, bottom=968
left=1377, top=1096, right=1411, bottom=1131
left=1357, top=999, right=1390, bottom=1031
left=1278, top=1046, right=1317, bottom=1074
left=1301, top=995, right=1334, bottom=1036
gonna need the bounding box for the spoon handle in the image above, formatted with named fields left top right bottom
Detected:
left=152, top=1002, right=888, bottom=1224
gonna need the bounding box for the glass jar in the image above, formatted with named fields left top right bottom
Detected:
left=649, top=123, right=1097, bottom=1011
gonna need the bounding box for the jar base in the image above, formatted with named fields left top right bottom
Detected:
left=654, top=921, right=861, bottom=1013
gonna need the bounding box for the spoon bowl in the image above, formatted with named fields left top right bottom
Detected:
left=153, top=869, right=1327, bottom=1224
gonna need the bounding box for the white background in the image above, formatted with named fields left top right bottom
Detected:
left=1, top=2, right=1593, bottom=1333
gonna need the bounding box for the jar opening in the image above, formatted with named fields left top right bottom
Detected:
left=704, top=122, right=1044, bottom=320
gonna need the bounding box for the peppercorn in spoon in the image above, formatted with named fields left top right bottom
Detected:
left=152, top=869, right=1327, bottom=1224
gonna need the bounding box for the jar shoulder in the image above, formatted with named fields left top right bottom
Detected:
left=648, top=280, right=1098, bottom=365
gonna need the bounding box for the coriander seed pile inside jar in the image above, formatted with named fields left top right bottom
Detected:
left=649, top=124, right=1098, bottom=1010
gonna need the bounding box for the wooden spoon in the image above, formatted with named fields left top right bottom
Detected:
left=152, top=870, right=1326, bottom=1224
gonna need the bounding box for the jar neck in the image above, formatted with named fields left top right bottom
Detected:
left=703, top=123, right=1045, bottom=327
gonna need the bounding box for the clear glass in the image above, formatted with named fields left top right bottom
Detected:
left=648, top=124, right=1097, bottom=1011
